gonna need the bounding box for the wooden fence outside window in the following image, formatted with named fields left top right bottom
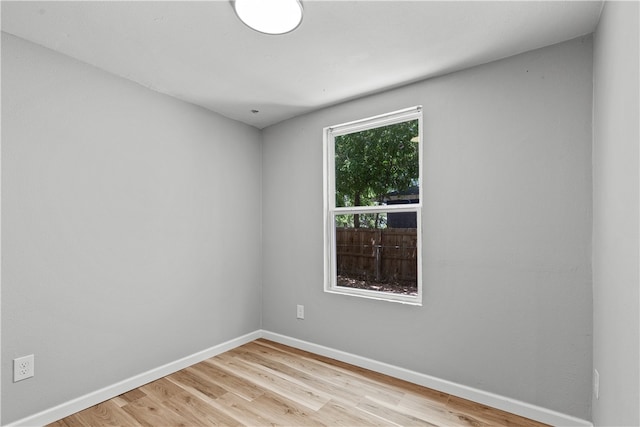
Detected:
left=335, top=227, right=418, bottom=284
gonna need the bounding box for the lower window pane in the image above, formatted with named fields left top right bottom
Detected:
left=335, top=212, right=417, bottom=295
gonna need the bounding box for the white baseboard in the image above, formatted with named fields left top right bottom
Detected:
left=8, top=329, right=593, bottom=427
left=261, top=330, right=593, bottom=427
left=6, top=330, right=262, bottom=427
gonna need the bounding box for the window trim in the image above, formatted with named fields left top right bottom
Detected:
left=323, top=106, right=423, bottom=305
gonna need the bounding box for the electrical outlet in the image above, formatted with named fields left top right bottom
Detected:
left=593, top=369, right=600, bottom=399
left=296, top=304, right=304, bottom=319
left=14, top=354, right=34, bottom=382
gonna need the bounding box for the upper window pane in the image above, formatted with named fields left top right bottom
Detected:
left=334, top=119, right=420, bottom=207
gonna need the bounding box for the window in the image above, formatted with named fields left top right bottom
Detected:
left=323, top=106, right=423, bottom=305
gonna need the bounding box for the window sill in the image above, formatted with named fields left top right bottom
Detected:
left=324, top=287, right=423, bottom=306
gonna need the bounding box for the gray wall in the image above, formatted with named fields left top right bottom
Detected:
left=592, top=2, right=640, bottom=426
left=1, top=33, right=262, bottom=424
left=262, top=37, right=593, bottom=419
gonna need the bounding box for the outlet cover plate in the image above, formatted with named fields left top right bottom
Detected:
left=14, top=354, right=34, bottom=382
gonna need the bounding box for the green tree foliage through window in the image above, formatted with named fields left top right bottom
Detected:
left=334, top=119, right=419, bottom=228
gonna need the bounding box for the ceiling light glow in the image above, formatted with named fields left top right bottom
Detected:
left=233, top=0, right=303, bottom=35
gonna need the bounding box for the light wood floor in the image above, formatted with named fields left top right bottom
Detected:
left=48, top=339, right=548, bottom=426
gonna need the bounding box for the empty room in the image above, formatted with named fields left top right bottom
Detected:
left=1, top=1, right=638, bottom=426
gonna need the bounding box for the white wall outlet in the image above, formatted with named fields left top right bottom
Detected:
left=296, top=304, right=304, bottom=319
left=593, top=368, right=600, bottom=399
left=14, top=354, right=34, bottom=382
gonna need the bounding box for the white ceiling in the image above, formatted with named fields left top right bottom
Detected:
left=2, top=1, right=603, bottom=129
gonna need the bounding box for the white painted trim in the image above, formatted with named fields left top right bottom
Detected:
left=261, top=331, right=594, bottom=427
left=6, top=330, right=261, bottom=427
left=328, top=105, right=422, bottom=137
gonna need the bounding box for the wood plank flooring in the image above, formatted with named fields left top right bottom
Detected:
left=48, top=339, right=548, bottom=426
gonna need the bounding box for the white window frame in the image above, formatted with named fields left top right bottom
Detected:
left=323, top=106, right=423, bottom=305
